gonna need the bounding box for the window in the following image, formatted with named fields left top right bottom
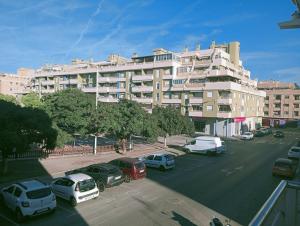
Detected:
left=284, top=104, right=289, bottom=107
left=156, top=82, right=160, bottom=89
left=294, top=104, right=299, bottom=108
left=192, top=92, right=203, bottom=98
left=219, top=105, right=231, bottom=112
left=284, top=111, right=289, bottom=115
left=295, top=111, right=299, bottom=116
left=14, top=187, right=22, bottom=198
left=294, top=95, right=300, bottom=100
left=26, top=188, right=51, bottom=199
left=6, top=186, right=15, bottom=194
left=156, top=93, right=160, bottom=101
left=146, top=155, right=154, bottom=160
left=173, top=79, right=185, bottom=85
left=275, top=95, right=281, bottom=100
left=207, top=105, right=213, bottom=111
left=154, top=156, right=162, bottom=161
left=264, top=111, right=269, bottom=116
left=192, top=105, right=203, bottom=111
left=207, top=92, right=213, bottom=98
left=285, top=95, right=289, bottom=99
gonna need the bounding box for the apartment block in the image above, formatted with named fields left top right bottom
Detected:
left=0, top=70, right=31, bottom=97
left=258, top=81, right=300, bottom=126
left=26, top=41, right=265, bottom=136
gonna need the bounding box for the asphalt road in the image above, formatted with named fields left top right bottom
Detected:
left=0, top=132, right=299, bottom=226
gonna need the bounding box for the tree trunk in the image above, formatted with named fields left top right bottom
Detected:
left=122, top=139, right=127, bottom=154
left=164, top=136, right=167, bottom=148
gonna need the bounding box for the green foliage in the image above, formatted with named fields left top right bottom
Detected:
left=21, top=92, right=43, bottom=108
left=53, top=123, right=74, bottom=148
left=43, top=89, right=95, bottom=136
left=111, top=99, right=147, bottom=140
left=152, top=106, right=195, bottom=137
left=0, top=100, right=57, bottom=159
left=0, top=94, right=18, bottom=104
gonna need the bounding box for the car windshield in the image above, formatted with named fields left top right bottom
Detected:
left=291, top=148, right=300, bottom=152
left=244, top=132, right=251, bottom=135
left=26, top=187, right=51, bottom=199
left=134, top=161, right=145, bottom=170
left=275, top=162, right=292, bottom=168
left=78, top=179, right=96, bottom=192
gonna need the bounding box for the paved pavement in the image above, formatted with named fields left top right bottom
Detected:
left=0, top=132, right=299, bottom=226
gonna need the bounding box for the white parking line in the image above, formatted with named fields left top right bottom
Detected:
left=0, top=213, right=19, bottom=226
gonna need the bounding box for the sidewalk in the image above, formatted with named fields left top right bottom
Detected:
left=0, top=142, right=185, bottom=185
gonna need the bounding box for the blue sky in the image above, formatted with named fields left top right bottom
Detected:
left=0, top=0, right=299, bottom=83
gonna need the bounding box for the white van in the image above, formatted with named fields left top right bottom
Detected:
left=51, top=173, right=99, bottom=206
left=184, top=136, right=225, bottom=155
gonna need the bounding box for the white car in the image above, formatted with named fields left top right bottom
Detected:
left=241, top=132, right=254, bottom=140
left=0, top=179, right=56, bottom=222
left=184, top=136, right=225, bottom=154
left=288, top=146, right=300, bottom=159
left=142, top=153, right=175, bottom=171
left=51, top=173, right=99, bottom=206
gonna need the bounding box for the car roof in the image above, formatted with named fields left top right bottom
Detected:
left=65, top=173, right=92, bottom=182
left=195, top=136, right=221, bottom=141
left=16, top=179, right=48, bottom=191
left=290, top=146, right=300, bottom=150
left=275, top=158, right=293, bottom=164
left=114, top=157, right=140, bottom=163
left=90, top=163, right=117, bottom=170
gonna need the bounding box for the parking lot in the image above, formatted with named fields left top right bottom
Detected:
left=0, top=131, right=299, bottom=226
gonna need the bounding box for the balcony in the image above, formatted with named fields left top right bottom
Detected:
left=81, top=87, right=96, bottom=93
left=161, top=98, right=181, bottom=104
left=40, top=80, right=54, bottom=86
left=217, top=112, right=232, bottom=118
left=98, top=97, right=119, bottom=103
left=98, top=77, right=126, bottom=83
left=131, top=86, right=153, bottom=93
left=131, top=97, right=152, bottom=104
left=170, top=84, right=185, bottom=91
left=132, top=75, right=153, bottom=81
left=189, top=98, right=203, bottom=104
left=189, top=111, right=203, bottom=117
left=217, top=98, right=232, bottom=105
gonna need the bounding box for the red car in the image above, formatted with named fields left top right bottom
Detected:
left=109, top=157, right=146, bottom=182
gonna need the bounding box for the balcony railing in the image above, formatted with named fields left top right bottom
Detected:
left=131, top=86, right=153, bottom=92
left=132, top=75, right=153, bottom=81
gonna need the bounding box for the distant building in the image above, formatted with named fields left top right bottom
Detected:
left=258, top=81, right=300, bottom=127
left=24, top=41, right=265, bottom=136
left=0, top=69, right=31, bottom=97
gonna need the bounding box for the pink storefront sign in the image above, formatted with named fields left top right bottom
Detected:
left=234, top=117, right=246, bottom=123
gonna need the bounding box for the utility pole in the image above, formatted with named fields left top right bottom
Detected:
left=94, top=66, right=99, bottom=155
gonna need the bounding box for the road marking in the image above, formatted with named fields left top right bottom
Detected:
left=0, top=213, right=19, bottom=226
left=235, top=166, right=244, bottom=170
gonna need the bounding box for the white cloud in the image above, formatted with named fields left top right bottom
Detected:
left=242, top=51, right=279, bottom=61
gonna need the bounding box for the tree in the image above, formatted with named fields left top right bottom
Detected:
left=43, top=89, right=95, bottom=137
left=114, top=100, right=150, bottom=153
left=21, top=92, right=43, bottom=108
left=0, top=100, right=57, bottom=174
left=152, top=106, right=195, bottom=147
left=0, top=94, right=18, bottom=104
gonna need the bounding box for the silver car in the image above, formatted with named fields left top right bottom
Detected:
left=288, top=146, right=300, bottom=159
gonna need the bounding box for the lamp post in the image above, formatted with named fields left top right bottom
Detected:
left=94, top=66, right=99, bottom=155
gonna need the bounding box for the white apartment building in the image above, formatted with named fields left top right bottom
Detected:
left=25, top=41, right=265, bottom=137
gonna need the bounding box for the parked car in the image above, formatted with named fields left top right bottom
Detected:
left=254, top=130, right=265, bottom=137
left=272, top=158, right=297, bottom=178
left=109, top=157, right=146, bottom=182
left=273, top=130, right=284, bottom=138
left=241, top=132, right=254, bottom=140
left=141, top=153, right=175, bottom=171
left=288, top=146, right=300, bottom=159
left=184, top=136, right=225, bottom=155
left=51, top=173, right=99, bottom=206
left=261, top=127, right=272, bottom=135
left=0, top=179, right=56, bottom=222
left=66, top=163, right=124, bottom=192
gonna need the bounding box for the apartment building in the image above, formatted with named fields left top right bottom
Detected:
left=258, top=81, right=300, bottom=127
left=26, top=41, right=265, bottom=137
left=0, top=69, right=32, bottom=97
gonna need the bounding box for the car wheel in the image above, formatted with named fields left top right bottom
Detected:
left=159, top=166, right=165, bottom=171
left=15, top=208, right=24, bottom=223
left=70, top=197, right=77, bottom=207
left=124, top=175, right=131, bottom=183
left=97, top=181, right=105, bottom=192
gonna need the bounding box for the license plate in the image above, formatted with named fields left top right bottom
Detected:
left=140, top=169, right=144, bottom=173
left=115, top=176, right=121, bottom=180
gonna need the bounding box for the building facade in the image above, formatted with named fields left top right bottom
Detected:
left=0, top=70, right=31, bottom=97
left=258, top=81, right=300, bottom=127
left=26, top=41, right=265, bottom=136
